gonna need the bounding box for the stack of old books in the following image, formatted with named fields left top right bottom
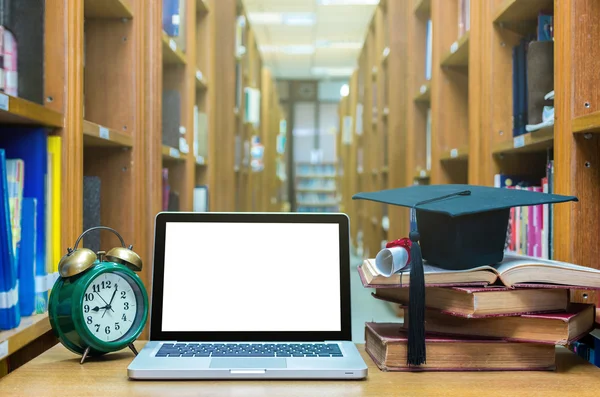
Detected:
left=358, top=253, right=600, bottom=371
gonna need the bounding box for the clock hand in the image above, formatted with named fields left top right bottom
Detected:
left=96, top=292, right=110, bottom=307
left=91, top=306, right=101, bottom=312
left=101, top=284, right=119, bottom=318
left=107, top=284, right=118, bottom=312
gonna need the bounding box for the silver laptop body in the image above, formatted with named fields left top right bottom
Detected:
left=128, top=212, right=368, bottom=380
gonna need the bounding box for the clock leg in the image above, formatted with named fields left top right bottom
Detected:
left=80, top=347, right=91, bottom=365
left=128, top=343, right=139, bottom=356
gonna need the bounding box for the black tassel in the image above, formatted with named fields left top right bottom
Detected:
left=407, top=230, right=426, bottom=366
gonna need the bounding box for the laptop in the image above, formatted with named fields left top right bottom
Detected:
left=127, top=212, right=368, bottom=380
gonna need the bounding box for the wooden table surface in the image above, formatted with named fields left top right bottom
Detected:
left=1, top=342, right=600, bottom=396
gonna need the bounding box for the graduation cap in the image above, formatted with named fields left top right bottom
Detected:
left=352, top=184, right=578, bottom=366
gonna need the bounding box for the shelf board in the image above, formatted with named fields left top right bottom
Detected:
left=162, top=145, right=188, bottom=161
left=84, top=0, right=134, bottom=19
left=440, top=144, right=469, bottom=161
left=493, top=0, right=553, bottom=25
left=414, top=0, right=431, bottom=16
left=83, top=120, right=133, bottom=148
left=196, top=0, right=210, bottom=14
left=162, top=32, right=187, bottom=65
left=572, top=111, right=600, bottom=134
left=0, top=94, right=63, bottom=128
left=0, top=313, right=51, bottom=359
left=414, top=81, right=431, bottom=103
left=440, top=32, right=470, bottom=68
left=492, top=126, right=554, bottom=155
left=414, top=169, right=431, bottom=180
left=195, top=70, right=209, bottom=91
left=195, top=155, right=207, bottom=166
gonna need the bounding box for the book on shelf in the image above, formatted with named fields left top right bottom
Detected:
left=0, top=128, right=51, bottom=309
left=495, top=172, right=553, bottom=259
left=162, top=90, right=181, bottom=149
left=162, top=0, right=186, bottom=52
left=359, top=252, right=600, bottom=289
left=47, top=136, right=61, bottom=270
left=458, top=0, right=470, bottom=39
left=162, top=168, right=169, bottom=211
left=394, top=304, right=594, bottom=345
left=425, top=20, right=432, bottom=81
left=18, top=197, right=36, bottom=316
left=365, top=322, right=556, bottom=372
left=193, top=185, right=208, bottom=212
left=373, top=285, right=568, bottom=318
left=83, top=176, right=101, bottom=253
left=0, top=148, right=19, bottom=330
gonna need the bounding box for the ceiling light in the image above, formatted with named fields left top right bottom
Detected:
left=259, top=45, right=315, bottom=55
left=316, top=40, right=363, bottom=49
left=311, top=67, right=354, bottom=77
left=318, top=0, right=379, bottom=5
left=340, top=84, right=350, bottom=97
left=283, top=13, right=316, bottom=26
left=247, top=12, right=283, bottom=25
left=248, top=12, right=315, bottom=26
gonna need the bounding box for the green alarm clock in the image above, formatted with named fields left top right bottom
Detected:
left=48, top=226, right=148, bottom=364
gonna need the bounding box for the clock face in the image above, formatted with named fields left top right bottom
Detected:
left=82, top=272, right=137, bottom=342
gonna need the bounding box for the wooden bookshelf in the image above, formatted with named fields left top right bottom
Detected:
left=440, top=31, right=470, bottom=67
left=340, top=0, right=600, bottom=322
left=0, top=94, right=63, bottom=127
left=196, top=0, right=210, bottom=14
left=572, top=111, right=600, bottom=134
left=492, top=127, right=554, bottom=155
left=82, top=120, right=134, bottom=147
left=493, top=0, right=553, bottom=25
left=413, top=81, right=431, bottom=103
left=0, top=314, right=51, bottom=359
left=414, top=0, right=431, bottom=16
left=161, top=32, right=187, bottom=65
left=84, top=0, right=133, bottom=18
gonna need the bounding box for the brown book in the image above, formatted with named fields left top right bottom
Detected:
left=396, top=304, right=594, bottom=345
left=365, top=322, right=556, bottom=372
left=373, top=286, right=569, bottom=317
left=359, top=253, right=600, bottom=289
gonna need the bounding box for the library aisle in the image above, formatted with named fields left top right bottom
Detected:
left=1, top=0, right=600, bottom=381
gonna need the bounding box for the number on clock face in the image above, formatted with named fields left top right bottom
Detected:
left=82, top=273, right=137, bottom=342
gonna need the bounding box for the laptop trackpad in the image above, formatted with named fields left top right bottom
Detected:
left=209, top=358, right=287, bottom=369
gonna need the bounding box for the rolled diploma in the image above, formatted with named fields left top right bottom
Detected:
left=375, top=246, right=410, bottom=277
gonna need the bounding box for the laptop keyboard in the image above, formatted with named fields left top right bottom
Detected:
left=155, top=343, right=344, bottom=358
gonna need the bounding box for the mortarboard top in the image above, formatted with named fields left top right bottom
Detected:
left=352, top=184, right=578, bottom=366
left=352, top=184, right=578, bottom=270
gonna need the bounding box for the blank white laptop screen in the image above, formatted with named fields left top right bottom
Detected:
left=161, top=222, right=341, bottom=332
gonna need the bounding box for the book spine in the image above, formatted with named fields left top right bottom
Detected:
left=533, top=186, right=543, bottom=257
left=542, top=177, right=549, bottom=259
left=515, top=186, right=521, bottom=254
left=548, top=160, right=554, bottom=259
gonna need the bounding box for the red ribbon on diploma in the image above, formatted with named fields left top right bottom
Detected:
left=385, top=237, right=412, bottom=263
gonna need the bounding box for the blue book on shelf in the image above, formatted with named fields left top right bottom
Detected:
left=0, top=127, right=47, bottom=292
left=425, top=19, right=432, bottom=81
left=163, top=0, right=181, bottom=37
left=537, top=13, right=553, bottom=41
left=0, top=149, right=20, bottom=330
left=18, top=198, right=36, bottom=316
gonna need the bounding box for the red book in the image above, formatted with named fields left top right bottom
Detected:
left=373, top=286, right=568, bottom=318
left=397, top=304, right=594, bottom=345
left=365, top=322, right=556, bottom=372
